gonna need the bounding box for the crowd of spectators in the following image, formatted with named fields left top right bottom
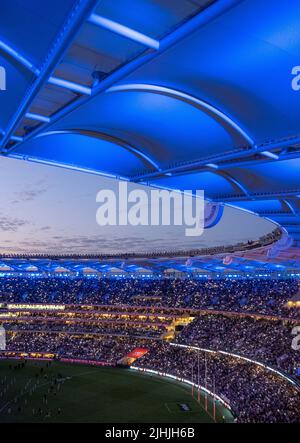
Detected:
left=4, top=331, right=150, bottom=364
left=0, top=276, right=299, bottom=317
left=137, top=343, right=300, bottom=423
left=1, top=271, right=299, bottom=423
left=3, top=310, right=298, bottom=376
left=0, top=309, right=172, bottom=323
left=176, top=314, right=299, bottom=375
left=4, top=320, right=166, bottom=338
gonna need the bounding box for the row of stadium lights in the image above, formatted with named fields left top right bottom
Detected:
left=0, top=272, right=300, bottom=279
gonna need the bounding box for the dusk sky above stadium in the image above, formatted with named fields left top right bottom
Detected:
left=0, top=156, right=274, bottom=254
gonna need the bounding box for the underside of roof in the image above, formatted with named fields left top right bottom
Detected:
left=0, top=0, right=299, bottom=244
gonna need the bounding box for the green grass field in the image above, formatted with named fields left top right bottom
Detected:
left=0, top=360, right=233, bottom=423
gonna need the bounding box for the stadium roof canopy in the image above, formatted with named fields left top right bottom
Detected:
left=0, top=247, right=300, bottom=276
left=0, top=0, right=300, bottom=245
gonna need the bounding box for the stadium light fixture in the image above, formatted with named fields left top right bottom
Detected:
left=205, top=163, right=219, bottom=169
left=25, top=112, right=51, bottom=123
left=11, top=135, right=24, bottom=142
left=88, top=13, right=160, bottom=50
left=48, top=76, right=92, bottom=95
left=261, top=151, right=279, bottom=160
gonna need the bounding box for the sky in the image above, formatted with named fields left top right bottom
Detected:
left=0, top=156, right=275, bottom=254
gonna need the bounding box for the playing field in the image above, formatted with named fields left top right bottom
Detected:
left=0, top=360, right=233, bottom=423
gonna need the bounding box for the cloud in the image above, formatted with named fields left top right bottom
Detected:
left=11, top=181, right=48, bottom=204
left=0, top=216, right=30, bottom=232
left=6, top=233, right=158, bottom=253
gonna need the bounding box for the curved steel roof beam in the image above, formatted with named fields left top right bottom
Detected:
left=107, top=84, right=254, bottom=147
left=34, top=129, right=161, bottom=171
left=282, top=199, right=297, bottom=215
left=209, top=169, right=250, bottom=197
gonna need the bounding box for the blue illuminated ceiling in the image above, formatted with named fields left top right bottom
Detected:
left=0, top=0, right=300, bottom=244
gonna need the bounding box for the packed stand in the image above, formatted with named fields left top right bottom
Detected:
left=137, top=343, right=300, bottom=423
left=0, top=276, right=299, bottom=318
left=176, top=314, right=300, bottom=376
